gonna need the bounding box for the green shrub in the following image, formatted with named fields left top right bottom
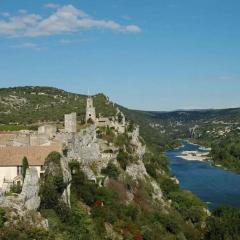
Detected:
left=45, top=151, right=61, bottom=164
left=68, top=160, right=80, bottom=174
left=55, top=200, right=72, bottom=223
left=117, top=150, right=131, bottom=170
left=0, top=208, right=6, bottom=227
left=145, top=163, right=157, bottom=179
left=114, top=134, right=130, bottom=147
left=205, top=206, right=240, bottom=240
left=40, top=180, right=59, bottom=209
left=101, top=163, right=120, bottom=179
left=10, top=183, right=22, bottom=194
left=169, top=191, right=205, bottom=223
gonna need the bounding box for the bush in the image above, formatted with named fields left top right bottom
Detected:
left=45, top=151, right=61, bottom=164
left=159, top=177, right=179, bottom=197
left=154, top=212, right=181, bottom=234
left=10, top=183, right=22, bottom=194
left=205, top=206, right=240, bottom=240
left=114, top=134, right=130, bottom=147
left=145, top=163, right=157, bottom=179
left=101, top=163, right=120, bottom=179
left=68, top=160, right=80, bottom=175
left=55, top=200, right=71, bottom=223
left=40, top=180, right=59, bottom=209
left=117, top=150, right=131, bottom=170
left=169, top=191, right=205, bottom=223
left=0, top=208, right=6, bottom=227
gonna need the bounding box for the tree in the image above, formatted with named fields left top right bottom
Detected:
left=22, top=156, right=29, bottom=180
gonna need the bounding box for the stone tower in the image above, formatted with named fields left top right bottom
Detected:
left=85, top=96, right=96, bottom=123
left=65, top=112, right=77, bottom=133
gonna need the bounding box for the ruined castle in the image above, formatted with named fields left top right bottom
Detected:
left=0, top=96, right=128, bottom=191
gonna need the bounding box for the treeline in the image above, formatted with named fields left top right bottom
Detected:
left=211, top=134, right=240, bottom=172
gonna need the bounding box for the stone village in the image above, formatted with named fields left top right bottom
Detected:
left=0, top=96, right=143, bottom=193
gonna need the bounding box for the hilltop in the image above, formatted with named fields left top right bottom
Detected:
left=0, top=86, right=116, bottom=125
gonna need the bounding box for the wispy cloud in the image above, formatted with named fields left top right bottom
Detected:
left=0, top=4, right=141, bottom=38
left=44, top=3, right=60, bottom=9
left=11, top=42, right=41, bottom=50
left=1, top=12, right=10, bottom=17
left=59, top=38, right=89, bottom=45
left=122, top=15, right=132, bottom=21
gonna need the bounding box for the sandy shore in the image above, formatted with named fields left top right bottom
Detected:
left=177, top=151, right=210, bottom=162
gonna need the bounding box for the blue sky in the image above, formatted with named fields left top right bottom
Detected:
left=0, top=0, right=240, bottom=111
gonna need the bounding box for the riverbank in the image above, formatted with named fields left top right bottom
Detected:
left=166, top=141, right=240, bottom=209
left=177, top=150, right=210, bottom=161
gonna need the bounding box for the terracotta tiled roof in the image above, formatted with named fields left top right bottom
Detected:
left=0, top=143, right=62, bottom=166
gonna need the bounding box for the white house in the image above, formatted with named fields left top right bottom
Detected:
left=0, top=143, right=62, bottom=192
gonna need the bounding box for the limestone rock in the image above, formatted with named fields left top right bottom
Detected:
left=68, top=125, right=101, bottom=164
left=150, top=180, right=163, bottom=202
left=21, top=168, right=40, bottom=210
left=126, top=161, right=148, bottom=181
left=130, top=126, right=146, bottom=159
left=0, top=168, right=47, bottom=229
left=61, top=157, right=72, bottom=207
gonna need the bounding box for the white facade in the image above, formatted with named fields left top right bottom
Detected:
left=0, top=166, right=43, bottom=192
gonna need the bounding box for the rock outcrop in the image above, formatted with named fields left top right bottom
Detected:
left=21, top=168, right=41, bottom=210
left=61, top=156, right=72, bottom=207
left=68, top=125, right=101, bottom=164
left=130, top=126, right=146, bottom=159
left=0, top=168, right=47, bottom=229
left=126, top=161, right=148, bottom=181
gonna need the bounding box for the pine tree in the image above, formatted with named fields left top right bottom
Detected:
left=22, top=156, right=29, bottom=180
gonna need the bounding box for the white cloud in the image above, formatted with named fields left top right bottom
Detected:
left=1, top=12, right=10, bottom=17
left=0, top=13, right=42, bottom=36
left=11, top=42, right=41, bottom=50
left=19, top=9, right=28, bottom=14
left=0, top=4, right=141, bottom=37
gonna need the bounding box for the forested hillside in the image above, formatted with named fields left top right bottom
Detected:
left=0, top=86, right=116, bottom=125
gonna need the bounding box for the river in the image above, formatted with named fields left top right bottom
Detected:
left=166, top=141, right=240, bottom=209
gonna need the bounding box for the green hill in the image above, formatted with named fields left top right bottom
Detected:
left=0, top=86, right=116, bottom=125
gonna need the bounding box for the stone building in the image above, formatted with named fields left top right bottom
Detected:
left=38, top=124, right=57, bottom=138
left=85, top=96, right=96, bottom=123
left=65, top=112, right=77, bottom=133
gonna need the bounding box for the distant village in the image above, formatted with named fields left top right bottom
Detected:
left=0, top=96, right=129, bottom=193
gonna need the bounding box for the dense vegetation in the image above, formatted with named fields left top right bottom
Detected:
left=210, top=133, right=240, bottom=172
left=0, top=87, right=116, bottom=126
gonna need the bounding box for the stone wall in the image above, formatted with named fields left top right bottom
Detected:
left=65, top=112, right=77, bottom=133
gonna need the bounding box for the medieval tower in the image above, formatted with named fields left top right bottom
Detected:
left=85, top=96, right=96, bottom=123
